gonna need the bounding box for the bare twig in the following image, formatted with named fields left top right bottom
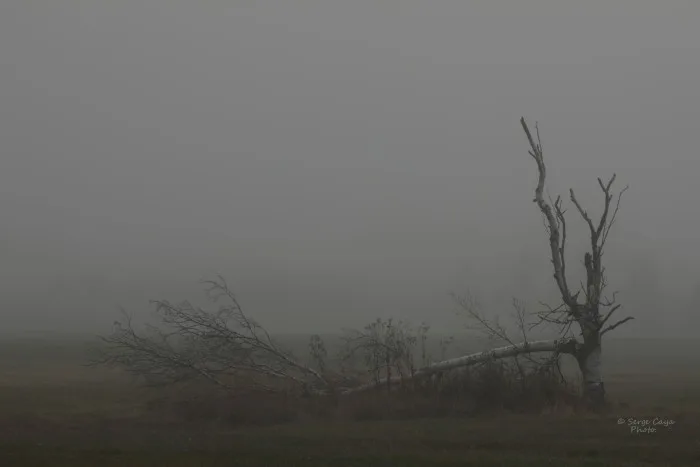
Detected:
left=600, top=316, right=635, bottom=336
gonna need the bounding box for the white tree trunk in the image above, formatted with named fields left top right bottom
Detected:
left=581, top=343, right=602, bottom=386
left=340, top=338, right=576, bottom=395
left=579, top=342, right=605, bottom=405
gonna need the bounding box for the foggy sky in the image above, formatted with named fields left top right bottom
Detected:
left=1, top=1, right=699, bottom=337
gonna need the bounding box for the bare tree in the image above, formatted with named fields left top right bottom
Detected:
left=340, top=337, right=576, bottom=395
left=95, top=276, right=577, bottom=399
left=339, top=318, right=428, bottom=391
left=520, top=116, right=633, bottom=406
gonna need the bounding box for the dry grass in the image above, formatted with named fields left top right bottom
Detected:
left=1, top=336, right=700, bottom=466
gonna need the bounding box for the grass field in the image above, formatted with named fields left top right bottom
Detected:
left=1, top=336, right=699, bottom=466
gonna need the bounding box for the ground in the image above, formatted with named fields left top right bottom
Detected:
left=1, top=336, right=699, bottom=466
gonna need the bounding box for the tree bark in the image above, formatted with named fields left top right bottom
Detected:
left=577, top=334, right=605, bottom=407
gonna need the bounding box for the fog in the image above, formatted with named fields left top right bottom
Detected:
left=1, top=1, right=699, bottom=337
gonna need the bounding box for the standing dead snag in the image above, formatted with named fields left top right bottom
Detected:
left=520, top=117, right=633, bottom=406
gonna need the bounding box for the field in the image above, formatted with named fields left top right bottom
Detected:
left=1, top=336, right=699, bottom=466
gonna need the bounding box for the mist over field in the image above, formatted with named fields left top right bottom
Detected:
left=3, top=2, right=700, bottom=465
left=1, top=1, right=700, bottom=340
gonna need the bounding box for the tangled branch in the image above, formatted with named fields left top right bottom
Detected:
left=92, top=276, right=327, bottom=395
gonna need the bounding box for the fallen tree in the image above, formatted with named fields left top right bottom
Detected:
left=94, top=276, right=578, bottom=398
left=337, top=295, right=572, bottom=396
left=339, top=337, right=577, bottom=395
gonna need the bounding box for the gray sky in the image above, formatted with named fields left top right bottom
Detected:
left=1, top=1, right=699, bottom=337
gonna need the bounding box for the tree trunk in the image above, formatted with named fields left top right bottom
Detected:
left=340, top=338, right=577, bottom=395
left=577, top=335, right=606, bottom=408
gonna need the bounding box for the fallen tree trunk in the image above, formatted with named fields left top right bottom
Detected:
left=339, top=337, right=578, bottom=395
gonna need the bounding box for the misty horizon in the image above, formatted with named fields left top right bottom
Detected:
left=2, top=1, right=699, bottom=338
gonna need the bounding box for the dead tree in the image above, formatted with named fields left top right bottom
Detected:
left=520, top=117, right=632, bottom=406
left=94, top=276, right=577, bottom=399
left=337, top=299, right=580, bottom=396
left=340, top=337, right=577, bottom=395
left=451, top=294, right=567, bottom=384
left=94, top=119, right=631, bottom=405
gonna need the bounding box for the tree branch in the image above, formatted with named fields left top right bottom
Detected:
left=94, top=276, right=328, bottom=394
left=521, top=117, right=576, bottom=309
left=598, top=304, right=621, bottom=329
left=600, top=316, right=634, bottom=336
